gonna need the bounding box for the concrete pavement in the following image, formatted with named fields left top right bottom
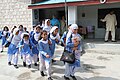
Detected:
left=0, top=39, right=120, bottom=80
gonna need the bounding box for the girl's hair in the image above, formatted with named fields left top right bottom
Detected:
left=3, top=26, right=9, bottom=31
left=23, top=34, right=29, bottom=38
left=38, top=30, right=47, bottom=40
left=11, top=27, right=16, bottom=33
left=19, top=25, right=23, bottom=28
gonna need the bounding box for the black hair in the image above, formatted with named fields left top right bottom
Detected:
left=19, top=25, right=23, bottom=28
left=3, top=26, right=9, bottom=31
left=39, top=30, right=47, bottom=40
left=11, top=26, right=17, bottom=33
left=23, top=34, right=29, bottom=38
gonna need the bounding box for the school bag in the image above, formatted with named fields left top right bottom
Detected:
left=60, top=33, right=76, bottom=64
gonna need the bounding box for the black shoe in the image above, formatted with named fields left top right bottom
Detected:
left=28, top=65, right=31, bottom=68
left=21, top=56, right=23, bottom=59
left=37, top=58, right=39, bottom=62
left=14, top=65, right=19, bottom=69
left=23, top=62, right=26, bottom=67
left=8, top=62, right=11, bottom=66
left=34, top=63, right=38, bottom=66
left=48, top=77, right=53, bottom=80
left=112, top=40, right=117, bottom=42
left=70, top=75, right=77, bottom=80
left=52, top=59, right=56, bottom=63
left=104, top=40, right=108, bottom=42
left=0, top=51, right=3, bottom=53
left=64, top=76, right=70, bottom=80
left=40, top=71, right=45, bottom=76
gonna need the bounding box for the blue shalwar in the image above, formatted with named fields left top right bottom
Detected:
left=31, top=32, right=40, bottom=63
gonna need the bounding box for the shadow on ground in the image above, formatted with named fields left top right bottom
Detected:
left=86, top=76, right=119, bottom=80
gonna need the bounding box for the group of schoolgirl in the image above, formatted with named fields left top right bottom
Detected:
left=0, top=19, right=82, bottom=80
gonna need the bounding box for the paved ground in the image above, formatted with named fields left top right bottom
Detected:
left=0, top=39, right=120, bottom=80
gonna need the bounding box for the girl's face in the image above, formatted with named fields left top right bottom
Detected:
left=53, top=28, right=58, bottom=35
left=24, top=36, right=29, bottom=41
left=72, top=38, right=78, bottom=43
left=72, top=29, right=78, bottom=34
left=5, top=28, right=8, bottom=31
left=19, top=26, right=23, bottom=31
left=15, top=31, right=19, bottom=35
left=47, top=20, right=51, bottom=26
left=42, top=32, right=48, bottom=40
left=36, top=27, right=41, bottom=33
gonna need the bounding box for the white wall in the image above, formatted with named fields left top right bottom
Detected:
left=77, top=2, right=120, bottom=38
left=0, top=0, right=32, bottom=31
left=68, top=6, right=77, bottom=25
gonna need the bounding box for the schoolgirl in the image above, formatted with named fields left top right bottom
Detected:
left=31, top=25, right=42, bottom=66
left=64, top=24, right=81, bottom=80
left=38, top=30, right=53, bottom=80
left=7, top=28, right=20, bottom=68
left=0, top=26, right=10, bottom=52
left=19, top=33, right=35, bottom=68
left=43, top=19, right=52, bottom=34
left=49, top=26, right=60, bottom=62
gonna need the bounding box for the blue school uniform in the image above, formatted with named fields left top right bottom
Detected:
left=30, top=31, right=34, bottom=38
left=65, top=33, right=81, bottom=77
left=19, top=39, right=35, bottom=56
left=8, top=35, right=20, bottom=54
left=38, top=39, right=52, bottom=62
left=49, top=33, right=60, bottom=57
left=1, top=31, right=10, bottom=45
left=65, top=33, right=81, bottom=66
left=61, top=31, right=67, bottom=44
left=31, top=32, right=39, bottom=55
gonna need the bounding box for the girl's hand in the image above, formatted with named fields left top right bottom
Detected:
left=46, top=54, right=50, bottom=58
left=55, top=39, right=59, bottom=42
left=64, top=43, right=66, bottom=47
left=48, top=40, right=52, bottom=45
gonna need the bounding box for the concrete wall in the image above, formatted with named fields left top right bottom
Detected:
left=77, top=2, right=120, bottom=38
left=0, top=0, right=32, bottom=31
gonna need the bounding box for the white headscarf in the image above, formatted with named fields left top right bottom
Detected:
left=45, top=19, right=50, bottom=27
left=13, top=28, right=19, bottom=35
left=50, top=26, right=60, bottom=40
left=43, top=19, right=51, bottom=34
left=66, top=24, right=79, bottom=43
left=70, top=24, right=78, bottom=30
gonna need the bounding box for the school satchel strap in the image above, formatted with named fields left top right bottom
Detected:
left=60, top=50, right=75, bottom=64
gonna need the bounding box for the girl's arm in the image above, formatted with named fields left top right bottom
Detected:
left=29, top=39, right=36, bottom=47
left=66, top=36, right=74, bottom=48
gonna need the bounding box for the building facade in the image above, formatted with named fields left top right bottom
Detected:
left=0, top=0, right=32, bottom=30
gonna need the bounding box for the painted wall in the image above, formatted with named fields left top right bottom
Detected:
left=77, top=2, right=120, bottom=38
left=0, top=0, right=32, bottom=31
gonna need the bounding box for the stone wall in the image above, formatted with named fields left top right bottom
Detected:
left=0, top=0, right=32, bottom=31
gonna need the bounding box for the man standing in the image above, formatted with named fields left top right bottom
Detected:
left=101, top=11, right=117, bottom=42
